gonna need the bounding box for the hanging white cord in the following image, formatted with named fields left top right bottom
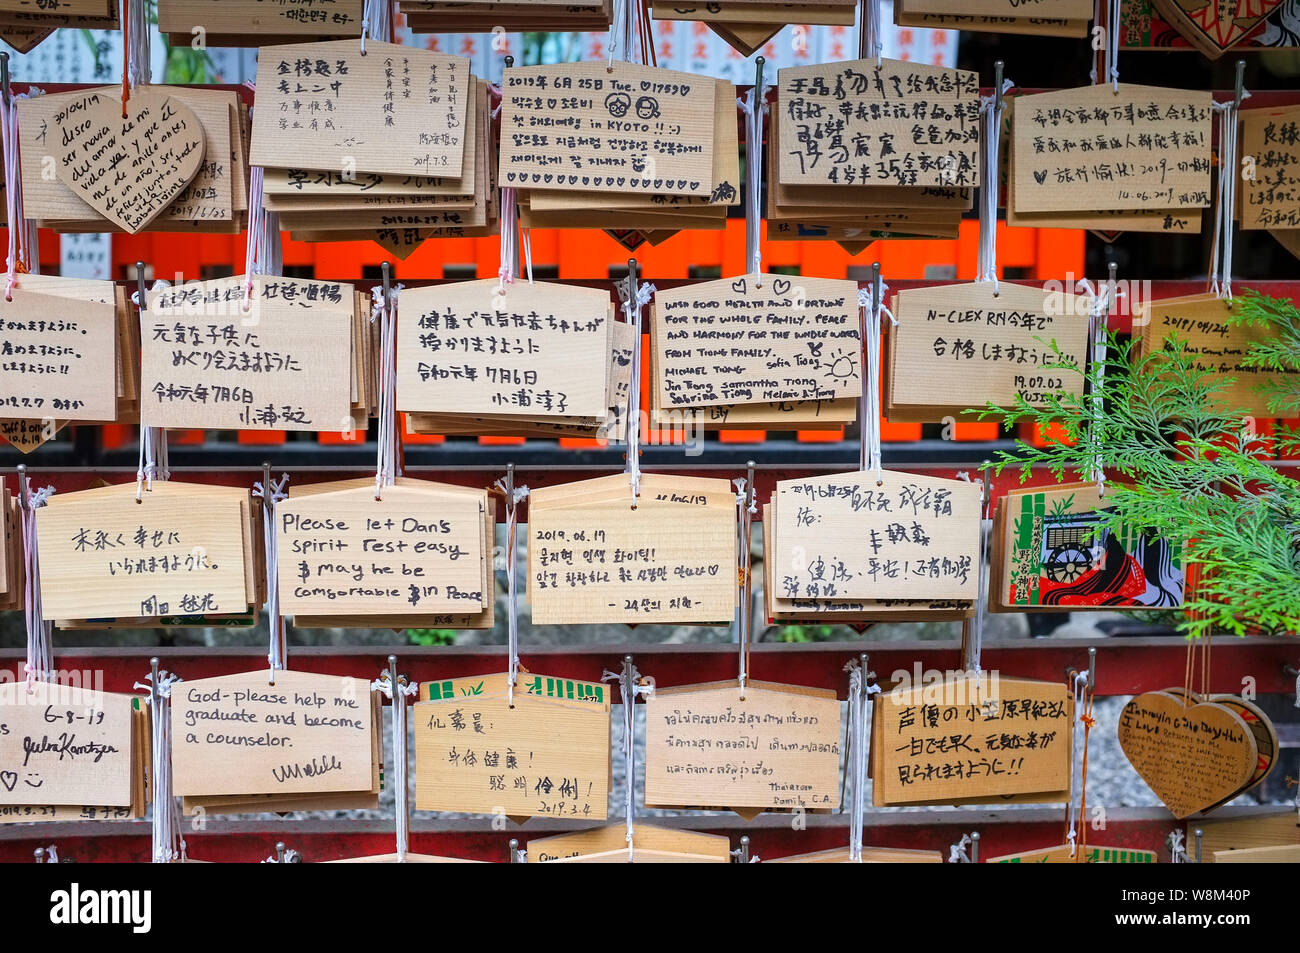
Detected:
left=1208, top=87, right=1249, bottom=301
left=252, top=474, right=290, bottom=678
left=975, top=80, right=1012, bottom=292
left=360, top=0, right=392, bottom=54
left=844, top=658, right=880, bottom=861
left=1087, top=0, right=1121, bottom=90
left=492, top=474, right=530, bottom=708
left=134, top=666, right=183, bottom=863
left=858, top=0, right=883, bottom=65
left=126, top=0, right=151, bottom=90
left=371, top=283, right=403, bottom=496
left=603, top=660, right=651, bottom=859
left=371, top=663, right=418, bottom=860
left=948, top=833, right=973, bottom=863
left=617, top=270, right=655, bottom=504
left=133, top=280, right=172, bottom=501
left=731, top=477, right=757, bottom=699
left=606, top=0, right=627, bottom=68
left=738, top=76, right=768, bottom=283
left=18, top=476, right=54, bottom=689
left=498, top=189, right=517, bottom=292
left=1168, top=829, right=1188, bottom=863
left=858, top=283, right=896, bottom=482
left=1105, top=0, right=1120, bottom=92
left=1, top=87, right=29, bottom=299
left=1075, top=277, right=1120, bottom=496
left=1065, top=668, right=1090, bottom=857
left=962, top=477, right=991, bottom=676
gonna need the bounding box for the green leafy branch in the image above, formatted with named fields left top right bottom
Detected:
left=974, top=299, right=1300, bottom=639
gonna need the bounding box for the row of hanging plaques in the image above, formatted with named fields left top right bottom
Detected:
left=5, top=49, right=1297, bottom=256
left=0, top=267, right=1289, bottom=450
left=10, top=470, right=1185, bottom=629
left=2, top=661, right=1278, bottom=860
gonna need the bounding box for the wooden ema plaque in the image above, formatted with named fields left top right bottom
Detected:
left=498, top=61, right=717, bottom=197
left=36, top=481, right=253, bottom=621
left=872, top=675, right=1073, bottom=805
left=0, top=682, right=134, bottom=807
left=53, top=86, right=206, bottom=234
left=764, top=846, right=944, bottom=863
left=651, top=273, right=862, bottom=409
left=144, top=275, right=356, bottom=433
left=414, top=677, right=611, bottom=821
left=772, top=470, right=982, bottom=602
left=396, top=279, right=613, bottom=421
left=1118, top=691, right=1256, bottom=819
left=527, top=473, right=737, bottom=625
left=777, top=57, right=981, bottom=188
left=250, top=40, right=470, bottom=178
left=643, top=680, right=841, bottom=815
left=1190, top=809, right=1300, bottom=862
left=171, top=670, right=376, bottom=798
left=276, top=481, right=488, bottom=617
left=1239, top=104, right=1300, bottom=232
left=886, top=281, right=1090, bottom=421
left=1135, top=292, right=1300, bottom=418
left=1012, top=84, right=1212, bottom=214
left=0, top=288, right=118, bottom=423
left=995, top=482, right=1185, bottom=612
left=527, top=824, right=731, bottom=863
left=986, top=844, right=1158, bottom=863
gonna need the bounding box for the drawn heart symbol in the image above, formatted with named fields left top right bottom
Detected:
left=543, top=174, right=552, bottom=183
left=54, top=87, right=206, bottom=235
left=0, top=771, right=15, bottom=792
left=1033, top=170, right=1048, bottom=185
left=1152, top=0, right=1283, bottom=58
left=1117, top=691, right=1256, bottom=819
left=773, top=278, right=792, bottom=296
left=730, top=278, right=747, bottom=293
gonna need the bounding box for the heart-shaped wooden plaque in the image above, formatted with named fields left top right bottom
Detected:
left=54, top=87, right=205, bottom=234
left=1119, top=691, right=1257, bottom=819
left=1152, top=0, right=1283, bottom=59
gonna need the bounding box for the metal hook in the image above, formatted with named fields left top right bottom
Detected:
left=738, top=835, right=751, bottom=864
left=135, top=262, right=148, bottom=313
left=754, top=56, right=764, bottom=93
left=1, top=52, right=10, bottom=110
left=970, top=831, right=980, bottom=863
left=504, top=55, right=514, bottom=70
left=1232, top=60, right=1246, bottom=111
left=1193, top=828, right=1203, bottom=863
left=993, top=61, right=1004, bottom=113
left=381, top=260, right=392, bottom=312
left=15, top=463, right=29, bottom=510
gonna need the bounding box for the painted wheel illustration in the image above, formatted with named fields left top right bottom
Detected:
left=1044, top=545, right=1091, bottom=583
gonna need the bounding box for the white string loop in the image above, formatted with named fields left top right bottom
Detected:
left=371, top=283, right=404, bottom=496
left=133, top=280, right=173, bottom=500
left=603, top=663, right=652, bottom=859
left=1065, top=669, right=1090, bottom=857
left=739, top=85, right=768, bottom=282
left=134, top=669, right=183, bottom=863
left=360, top=0, right=392, bottom=54
left=18, top=479, right=54, bottom=688
left=948, top=833, right=972, bottom=863
left=372, top=666, right=419, bottom=860
left=976, top=81, right=1013, bottom=292
left=858, top=283, right=896, bottom=482
left=618, top=278, right=654, bottom=503
left=252, top=474, right=290, bottom=677
left=1209, top=90, right=1249, bottom=301
left=492, top=477, right=531, bottom=708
